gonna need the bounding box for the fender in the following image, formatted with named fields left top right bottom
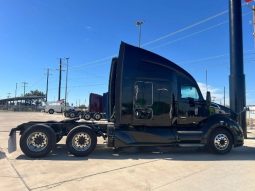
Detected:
left=199, top=114, right=243, bottom=146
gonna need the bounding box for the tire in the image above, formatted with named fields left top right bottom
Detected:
left=84, top=113, right=91, bottom=120
left=208, top=128, right=233, bottom=154
left=64, top=111, right=69, bottom=117
left=20, top=124, right=56, bottom=158
left=48, top=109, right=54, bottom=114
left=93, top=113, right=101, bottom=121
left=66, top=126, right=97, bottom=157
left=69, top=112, right=76, bottom=118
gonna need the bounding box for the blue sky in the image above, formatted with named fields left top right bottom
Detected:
left=0, top=0, right=254, bottom=106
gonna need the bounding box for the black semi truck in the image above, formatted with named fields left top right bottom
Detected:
left=8, top=42, right=244, bottom=158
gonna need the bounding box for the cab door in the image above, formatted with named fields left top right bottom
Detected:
left=130, top=80, right=176, bottom=144
left=177, top=85, right=208, bottom=126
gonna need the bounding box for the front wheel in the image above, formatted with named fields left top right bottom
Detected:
left=208, top=128, right=233, bottom=154
left=66, top=126, right=97, bottom=157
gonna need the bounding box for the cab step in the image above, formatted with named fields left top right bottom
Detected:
left=178, top=143, right=205, bottom=147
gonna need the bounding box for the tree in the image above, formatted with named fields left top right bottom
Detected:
left=25, top=90, right=45, bottom=97
left=25, top=90, right=46, bottom=106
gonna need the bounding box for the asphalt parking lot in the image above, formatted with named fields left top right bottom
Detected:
left=0, top=111, right=255, bottom=191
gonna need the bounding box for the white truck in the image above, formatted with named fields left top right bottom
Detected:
left=44, top=100, right=73, bottom=114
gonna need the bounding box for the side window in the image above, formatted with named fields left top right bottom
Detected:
left=181, top=85, right=199, bottom=100
left=134, top=81, right=153, bottom=119
left=134, top=81, right=153, bottom=107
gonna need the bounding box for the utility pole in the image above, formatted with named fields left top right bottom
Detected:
left=136, top=20, right=144, bottom=47
left=64, top=57, right=69, bottom=110
left=7, top=92, right=11, bottom=98
left=252, top=5, right=255, bottom=46
left=45, top=68, right=50, bottom=102
left=206, top=69, right=208, bottom=92
left=57, top=58, right=63, bottom=101
left=224, top=86, right=226, bottom=106
left=15, top=83, right=17, bottom=98
left=229, top=0, right=246, bottom=138
left=21, top=82, right=28, bottom=96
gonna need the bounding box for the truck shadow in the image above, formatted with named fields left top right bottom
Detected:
left=0, top=150, right=6, bottom=159
left=16, top=143, right=255, bottom=161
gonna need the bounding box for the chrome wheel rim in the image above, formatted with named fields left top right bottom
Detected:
left=214, top=134, right=229, bottom=151
left=27, top=132, right=48, bottom=152
left=72, top=132, right=91, bottom=151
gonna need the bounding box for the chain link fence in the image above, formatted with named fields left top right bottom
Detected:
left=0, top=104, right=43, bottom=112
left=247, top=110, right=255, bottom=130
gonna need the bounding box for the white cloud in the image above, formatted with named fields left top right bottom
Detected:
left=197, top=82, right=228, bottom=105
left=196, top=83, right=255, bottom=106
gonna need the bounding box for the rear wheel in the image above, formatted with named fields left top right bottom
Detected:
left=93, top=113, right=101, bottom=121
left=84, top=113, right=91, bottom=120
left=69, top=112, right=76, bottom=118
left=64, top=111, right=69, bottom=117
left=48, top=109, right=54, bottom=114
left=20, top=125, right=56, bottom=158
left=66, top=126, right=97, bottom=157
left=208, top=128, right=233, bottom=154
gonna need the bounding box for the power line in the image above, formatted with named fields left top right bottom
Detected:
left=142, top=9, right=229, bottom=47
left=69, top=55, right=114, bottom=70
left=48, top=83, right=105, bottom=91
left=29, top=76, right=45, bottom=88
left=150, top=21, right=228, bottom=50
left=67, top=9, right=236, bottom=71
left=67, top=6, right=249, bottom=73
left=179, top=49, right=254, bottom=65
left=150, top=11, right=252, bottom=51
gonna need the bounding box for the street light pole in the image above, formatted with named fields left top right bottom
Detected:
left=46, top=68, right=49, bottom=102
left=65, top=57, right=69, bottom=111
left=229, top=0, right=246, bottom=138
left=136, top=20, right=144, bottom=47
left=58, top=59, right=62, bottom=101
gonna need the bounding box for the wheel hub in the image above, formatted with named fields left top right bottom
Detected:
left=72, top=133, right=91, bottom=151
left=214, top=134, right=229, bottom=151
left=27, top=132, right=48, bottom=152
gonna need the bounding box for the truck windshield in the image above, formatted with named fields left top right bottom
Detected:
left=181, top=86, right=199, bottom=100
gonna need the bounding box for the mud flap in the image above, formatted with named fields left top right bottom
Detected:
left=8, top=131, right=17, bottom=153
